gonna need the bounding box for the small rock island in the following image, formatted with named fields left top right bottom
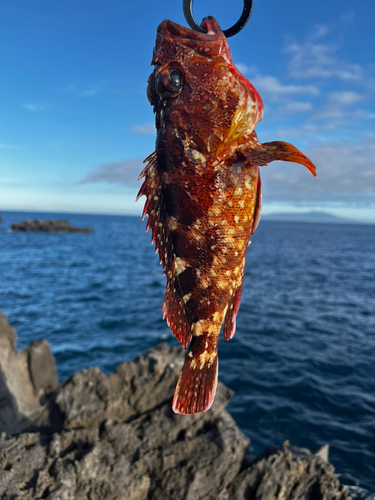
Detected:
left=11, top=219, right=92, bottom=233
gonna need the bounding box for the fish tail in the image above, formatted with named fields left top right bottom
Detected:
left=172, top=334, right=218, bottom=414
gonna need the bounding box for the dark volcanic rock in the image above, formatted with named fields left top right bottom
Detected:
left=0, top=313, right=349, bottom=500
left=11, top=219, right=92, bottom=233
left=54, top=343, right=188, bottom=429
left=26, top=339, right=58, bottom=398
left=0, top=339, right=246, bottom=499
left=0, top=313, right=58, bottom=435
left=218, top=441, right=348, bottom=500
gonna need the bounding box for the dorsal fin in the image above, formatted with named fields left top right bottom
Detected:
left=137, top=152, right=192, bottom=349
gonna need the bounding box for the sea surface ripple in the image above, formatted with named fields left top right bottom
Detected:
left=0, top=211, right=374, bottom=494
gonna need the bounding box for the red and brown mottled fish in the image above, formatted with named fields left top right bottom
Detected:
left=137, top=17, right=316, bottom=414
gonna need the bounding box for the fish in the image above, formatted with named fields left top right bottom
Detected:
left=137, top=16, right=316, bottom=414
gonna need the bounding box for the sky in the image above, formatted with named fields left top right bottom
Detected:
left=1, top=0, right=375, bottom=222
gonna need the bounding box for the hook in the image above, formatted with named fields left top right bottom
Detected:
left=182, top=0, right=253, bottom=38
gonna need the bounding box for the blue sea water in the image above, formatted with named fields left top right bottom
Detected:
left=0, top=210, right=374, bottom=494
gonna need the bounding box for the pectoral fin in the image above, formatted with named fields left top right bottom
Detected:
left=244, top=141, right=316, bottom=177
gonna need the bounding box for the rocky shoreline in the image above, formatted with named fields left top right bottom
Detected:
left=10, top=219, right=92, bottom=233
left=0, top=312, right=349, bottom=499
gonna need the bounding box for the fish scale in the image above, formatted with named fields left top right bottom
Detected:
left=138, top=16, right=316, bottom=414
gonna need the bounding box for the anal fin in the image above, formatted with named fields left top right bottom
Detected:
left=163, top=284, right=192, bottom=349
left=252, top=169, right=262, bottom=235
left=223, top=283, right=243, bottom=341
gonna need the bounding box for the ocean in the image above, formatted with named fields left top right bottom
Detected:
left=0, top=210, right=374, bottom=496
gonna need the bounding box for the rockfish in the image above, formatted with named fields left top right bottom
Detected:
left=137, top=17, right=316, bottom=414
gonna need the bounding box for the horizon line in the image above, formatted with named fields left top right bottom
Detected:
left=1, top=208, right=374, bottom=226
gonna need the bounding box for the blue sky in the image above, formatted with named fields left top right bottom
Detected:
left=1, top=0, right=375, bottom=221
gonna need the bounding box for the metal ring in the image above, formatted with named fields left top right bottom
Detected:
left=182, top=0, right=253, bottom=38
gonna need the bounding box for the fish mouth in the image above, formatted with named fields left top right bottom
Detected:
left=157, top=17, right=222, bottom=41
left=152, top=17, right=229, bottom=65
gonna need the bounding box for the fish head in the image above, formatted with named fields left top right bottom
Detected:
left=148, top=17, right=264, bottom=160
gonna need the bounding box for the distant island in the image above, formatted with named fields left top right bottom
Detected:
left=11, top=219, right=93, bottom=233
left=261, top=211, right=364, bottom=224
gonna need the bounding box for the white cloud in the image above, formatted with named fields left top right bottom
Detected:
left=313, top=91, right=365, bottom=121
left=132, top=123, right=155, bottom=135
left=251, top=75, right=320, bottom=102
left=308, top=24, right=329, bottom=41
left=61, top=83, right=107, bottom=97
left=80, top=158, right=144, bottom=185
left=260, top=138, right=375, bottom=205
left=78, top=135, right=375, bottom=210
left=252, top=18, right=373, bottom=134
left=79, top=86, right=102, bottom=97
left=233, top=63, right=258, bottom=75
left=274, top=101, right=313, bottom=115
left=339, top=12, right=355, bottom=26
left=262, top=124, right=319, bottom=139
left=329, top=91, right=364, bottom=105
left=285, top=40, right=363, bottom=81
left=23, top=104, right=45, bottom=112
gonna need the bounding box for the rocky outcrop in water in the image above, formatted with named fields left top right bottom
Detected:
left=0, top=312, right=349, bottom=500
left=11, top=219, right=92, bottom=233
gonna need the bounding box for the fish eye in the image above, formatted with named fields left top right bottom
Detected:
left=156, top=68, right=183, bottom=97
left=169, top=70, right=181, bottom=90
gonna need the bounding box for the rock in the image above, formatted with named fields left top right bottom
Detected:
left=0, top=311, right=17, bottom=353
left=220, top=440, right=348, bottom=500
left=0, top=398, right=247, bottom=500
left=0, top=338, right=248, bottom=499
left=0, top=312, right=58, bottom=434
left=11, top=219, right=92, bottom=233
left=315, top=443, right=330, bottom=463
left=26, top=339, right=59, bottom=398
left=144, top=410, right=248, bottom=500
left=54, top=343, right=187, bottom=429
left=0, top=313, right=350, bottom=499
left=0, top=430, right=150, bottom=500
